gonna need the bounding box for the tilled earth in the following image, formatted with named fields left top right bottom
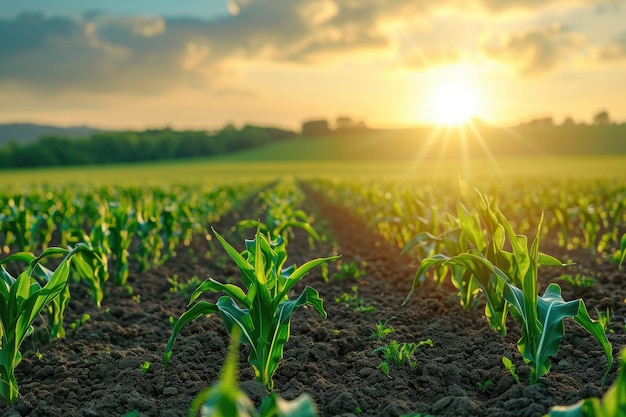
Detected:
left=0, top=188, right=624, bottom=417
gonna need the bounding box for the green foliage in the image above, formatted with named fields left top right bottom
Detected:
left=404, top=189, right=612, bottom=384
left=502, top=356, right=520, bottom=384
left=373, top=339, right=433, bottom=374
left=545, top=348, right=626, bottom=417
left=0, top=244, right=98, bottom=405
left=476, top=379, right=493, bottom=390
left=370, top=317, right=396, bottom=339
left=556, top=274, right=597, bottom=288
left=165, top=227, right=338, bottom=391
left=167, top=274, right=203, bottom=299
left=0, top=126, right=296, bottom=169
left=616, top=232, right=626, bottom=269
left=595, top=308, right=613, bottom=334
left=189, top=329, right=319, bottom=417
left=140, top=361, right=151, bottom=374
left=335, top=285, right=375, bottom=313
left=334, top=260, right=367, bottom=280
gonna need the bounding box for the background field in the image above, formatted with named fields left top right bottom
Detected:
left=1, top=135, right=626, bottom=186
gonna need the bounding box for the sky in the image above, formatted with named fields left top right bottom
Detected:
left=1, top=0, right=625, bottom=130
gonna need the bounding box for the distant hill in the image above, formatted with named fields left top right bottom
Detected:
left=212, top=124, right=626, bottom=162
left=0, top=123, right=100, bottom=146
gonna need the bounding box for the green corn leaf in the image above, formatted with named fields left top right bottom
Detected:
left=403, top=254, right=449, bottom=303
left=212, top=228, right=255, bottom=287
left=275, top=220, right=320, bottom=242
left=619, top=233, right=626, bottom=269
left=0, top=244, right=94, bottom=405
left=189, top=279, right=249, bottom=308
left=164, top=301, right=219, bottom=369
left=504, top=283, right=612, bottom=384
left=275, top=256, right=339, bottom=307
left=399, top=231, right=442, bottom=256
left=215, top=297, right=257, bottom=356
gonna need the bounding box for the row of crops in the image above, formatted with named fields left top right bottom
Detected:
left=0, top=181, right=263, bottom=406
left=1, top=176, right=625, bottom=416
left=309, top=178, right=626, bottom=267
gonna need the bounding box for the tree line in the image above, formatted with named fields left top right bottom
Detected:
left=0, top=125, right=296, bottom=169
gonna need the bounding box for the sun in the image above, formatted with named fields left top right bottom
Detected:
left=428, top=81, right=481, bottom=126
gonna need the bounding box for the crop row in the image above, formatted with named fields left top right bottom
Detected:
left=310, top=178, right=626, bottom=267
left=1, top=177, right=625, bottom=416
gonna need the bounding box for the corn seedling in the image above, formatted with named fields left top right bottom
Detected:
left=545, top=348, right=626, bottom=417
left=165, top=227, right=338, bottom=391
left=189, top=328, right=319, bottom=417
left=0, top=244, right=98, bottom=405
left=502, top=356, right=520, bottom=384
left=140, top=361, right=151, bottom=374
left=108, top=203, right=138, bottom=286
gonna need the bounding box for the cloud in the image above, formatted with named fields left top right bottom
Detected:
left=481, top=24, right=585, bottom=76
left=402, top=49, right=461, bottom=70
left=0, top=0, right=620, bottom=95
left=596, top=31, right=626, bottom=61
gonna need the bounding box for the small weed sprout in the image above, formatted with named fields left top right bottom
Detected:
left=335, top=286, right=375, bottom=313
left=373, top=339, right=433, bottom=375
left=556, top=273, right=597, bottom=288
left=334, top=261, right=367, bottom=280
left=69, top=313, right=91, bottom=331
left=167, top=274, right=202, bottom=298
left=370, top=317, right=396, bottom=339
left=476, top=379, right=493, bottom=390
left=140, top=361, right=150, bottom=374
left=596, top=307, right=613, bottom=334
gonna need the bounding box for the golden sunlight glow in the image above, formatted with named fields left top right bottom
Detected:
left=428, top=81, right=481, bottom=126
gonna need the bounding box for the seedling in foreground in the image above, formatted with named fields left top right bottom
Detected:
left=190, top=328, right=319, bottom=417
left=0, top=244, right=98, bottom=405
left=165, top=227, right=338, bottom=391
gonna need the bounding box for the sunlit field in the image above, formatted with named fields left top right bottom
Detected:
left=1, top=142, right=625, bottom=186
left=2, top=2, right=626, bottom=416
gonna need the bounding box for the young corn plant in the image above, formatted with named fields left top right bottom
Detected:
left=0, top=244, right=98, bottom=405
left=405, top=190, right=612, bottom=384
left=189, top=328, right=319, bottom=417
left=404, top=192, right=529, bottom=335
left=165, top=227, right=338, bottom=391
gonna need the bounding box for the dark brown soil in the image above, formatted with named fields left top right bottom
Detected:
left=0, top=187, right=624, bottom=417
